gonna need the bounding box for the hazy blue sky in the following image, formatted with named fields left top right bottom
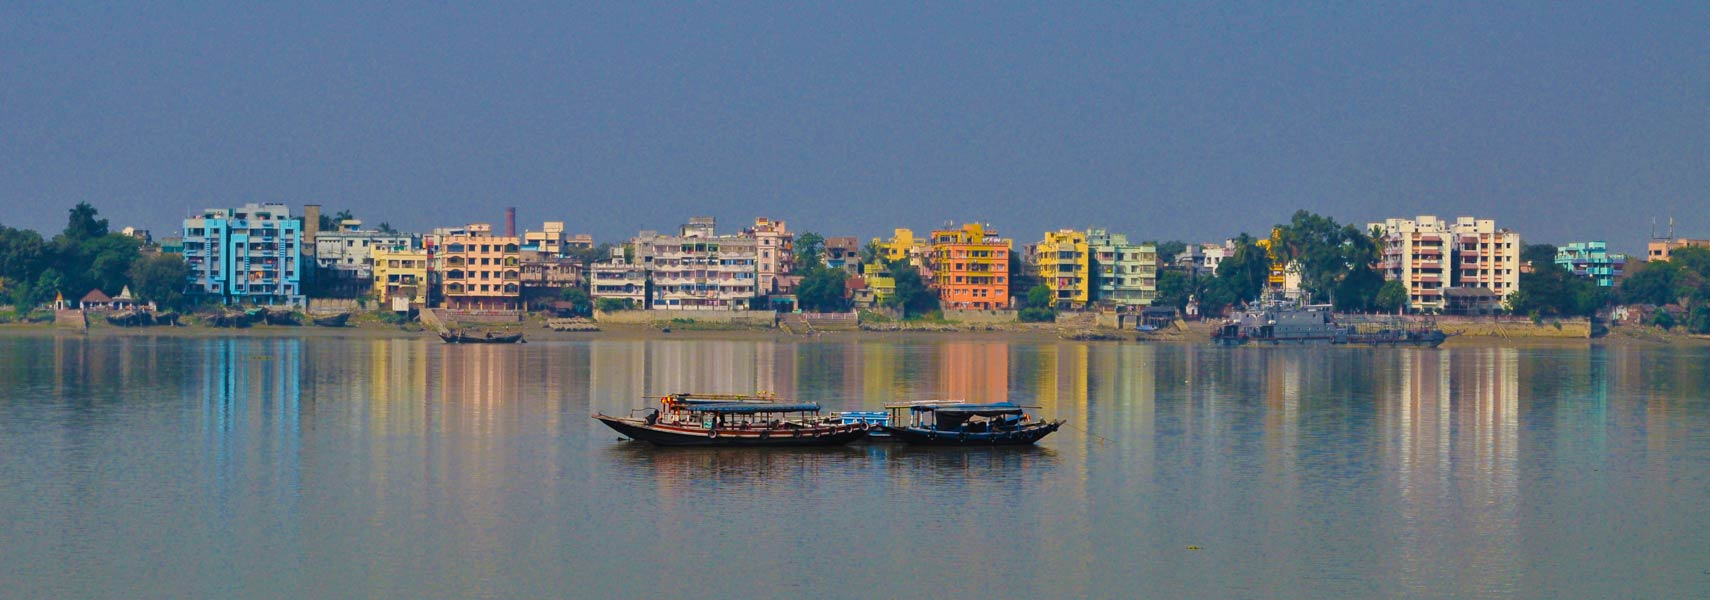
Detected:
left=4, top=3, right=1706, bottom=252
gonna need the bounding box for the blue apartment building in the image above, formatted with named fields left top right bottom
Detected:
left=182, top=203, right=306, bottom=306
left=1554, top=241, right=1625, bottom=287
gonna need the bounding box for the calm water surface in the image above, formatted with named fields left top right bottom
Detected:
left=2, top=334, right=1708, bottom=598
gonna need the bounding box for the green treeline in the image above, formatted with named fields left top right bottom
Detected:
left=0, top=203, right=189, bottom=316
left=1154, top=210, right=1395, bottom=314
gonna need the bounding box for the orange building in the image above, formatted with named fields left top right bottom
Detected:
left=929, top=223, right=1012, bottom=310
left=437, top=224, right=523, bottom=310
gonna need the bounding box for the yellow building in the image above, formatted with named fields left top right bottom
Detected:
left=372, top=246, right=430, bottom=306
left=875, top=228, right=926, bottom=265
left=1036, top=229, right=1090, bottom=309
left=1255, top=228, right=1287, bottom=291
left=862, top=263, right=897, bottom=303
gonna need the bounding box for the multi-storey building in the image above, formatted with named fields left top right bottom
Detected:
left=312, top=219, right=415, bottom=298
left=523, top=221, right=568, bottom=257
left=1036, top=229, right=1090, bottom=309
left=435, top=224, right=522, bottom=310
left=635, top=218, right=760, bottom=310
left=372, top=246, right=430, bottom=307
left=876, top=229, right=927, bottom=266
left=1372, top=216, right=1521, bottom=312
left=181, top=203, right=305, bottom=306
left=1087, top=229, right=1157, bottom=308
left=745, top=217, right=795, bottom=295
left=858, top=262, right=896, bottom=307
left=1647, top=238, right=1710, bottom=262
left=824, top=237, right=861, bottom=273
left=589, top=247, right=647, bottom=308
left=1555, top=242, right=1625, bottom=287
left=929, top=223, right=1011, bottom=310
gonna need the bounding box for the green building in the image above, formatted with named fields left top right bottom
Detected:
left=1087, top=229, right=1157, bottom=308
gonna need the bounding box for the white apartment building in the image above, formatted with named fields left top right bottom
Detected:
left=635, top=218, right=760, bottom=310
left=1371, top=216, right=1520, bottom=312
left=589, top=246, right=646, bottom=307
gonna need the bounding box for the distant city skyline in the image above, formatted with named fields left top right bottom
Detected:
left=5, top=3, right=1706, bottom=255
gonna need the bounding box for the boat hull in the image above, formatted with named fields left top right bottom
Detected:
left=440, top=332, right=525, bottom=344
left=879, top=421, right=1064, bottom=446
left=594, top=416, right=869, bottom=447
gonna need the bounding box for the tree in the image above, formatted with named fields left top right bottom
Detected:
left=1521, top=243, right=1558, bottom=269
left=376, top=222, right=399, bottom=234
left=557, top=288, right=592, bottom=316
left=1671, top=246, right=1710, bottom=273
left=48, top=204, right=140, bottom=297
left=63, top=202, right=109, bottom=242
left=0, top=224, right=48, bottom=289
left=127, top=253, right=191, bottom=310
left=1374, top=280, right=1409, bottom=313
left=1620, top=261, right=1680, bottom=306
left=796, top=267, right=849, bottom=312
left=1215, top=233, right=1270, bottom=304
left=595, top=297, right=633, bottom=312
left=859, top=239, right=884, bottom=265
left=1156, top=270, right=1189, bottom=310
left=1018, top=284, right=1054, bottom=322
left=795, top=232, right=826, bottom=272
left=884, top=264, right=939, bottom=318
left=1511, top=263, right=1604, bottom=317
left=319, top=209, right=355, bottom=231
left=1332, top=263, right=1384, bottom=312
left=32, top=268, right=66, bottom=307
left=1688, top=305, right=1710, bottom=335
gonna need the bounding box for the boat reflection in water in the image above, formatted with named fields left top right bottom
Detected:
left=594, top=392, right=869, bottom=446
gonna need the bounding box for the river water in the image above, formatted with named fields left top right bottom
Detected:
left=1, top=333, right=1707, bottom=598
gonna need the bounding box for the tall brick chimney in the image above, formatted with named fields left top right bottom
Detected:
left=505, top=207, right=516, bottom=238
left=302, top=204, right=321, bottom=256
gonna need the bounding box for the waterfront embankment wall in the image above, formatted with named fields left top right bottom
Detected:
left=595, top=309, right=777, bottom=327
left=943, top=309, right=1018, bottom=324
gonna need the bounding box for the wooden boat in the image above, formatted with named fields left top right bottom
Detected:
left=105, top=309, right=149, bottom=327
left=438, top=330, right=525, bottom=344
left=879, top=402, right=1063, bottom=446
left=206, top=310, right=252, bottom=328
left=261, top=308, right=300, bottom=326
left=595, top=393, right=870, bottom=447
left=312, top=312, right=350, bottom=327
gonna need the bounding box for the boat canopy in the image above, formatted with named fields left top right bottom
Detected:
left=683, top=402, right=822, bottom=414
left=909, top=402, right=1024, bottom=416
left=665, top=393, right=778, bottom=405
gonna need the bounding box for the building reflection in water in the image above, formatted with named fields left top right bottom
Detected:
left=587, top=340, right=798, bottom=414
left=1382, top=346, right=1520, bottom=595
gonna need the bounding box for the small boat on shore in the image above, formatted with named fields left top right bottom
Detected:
left=439, top=330, right=525, bottom=344
left=595, top=393, right=870, bottom=446
left=105, top=309, right=151, bottom=327
left=205, top=309, right=252, bottom=328
left=261, top=308, right=300, bottom=326
left=312, top=312, right=350, bottom=327
left=879, top=402, right=1063, bottom=445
